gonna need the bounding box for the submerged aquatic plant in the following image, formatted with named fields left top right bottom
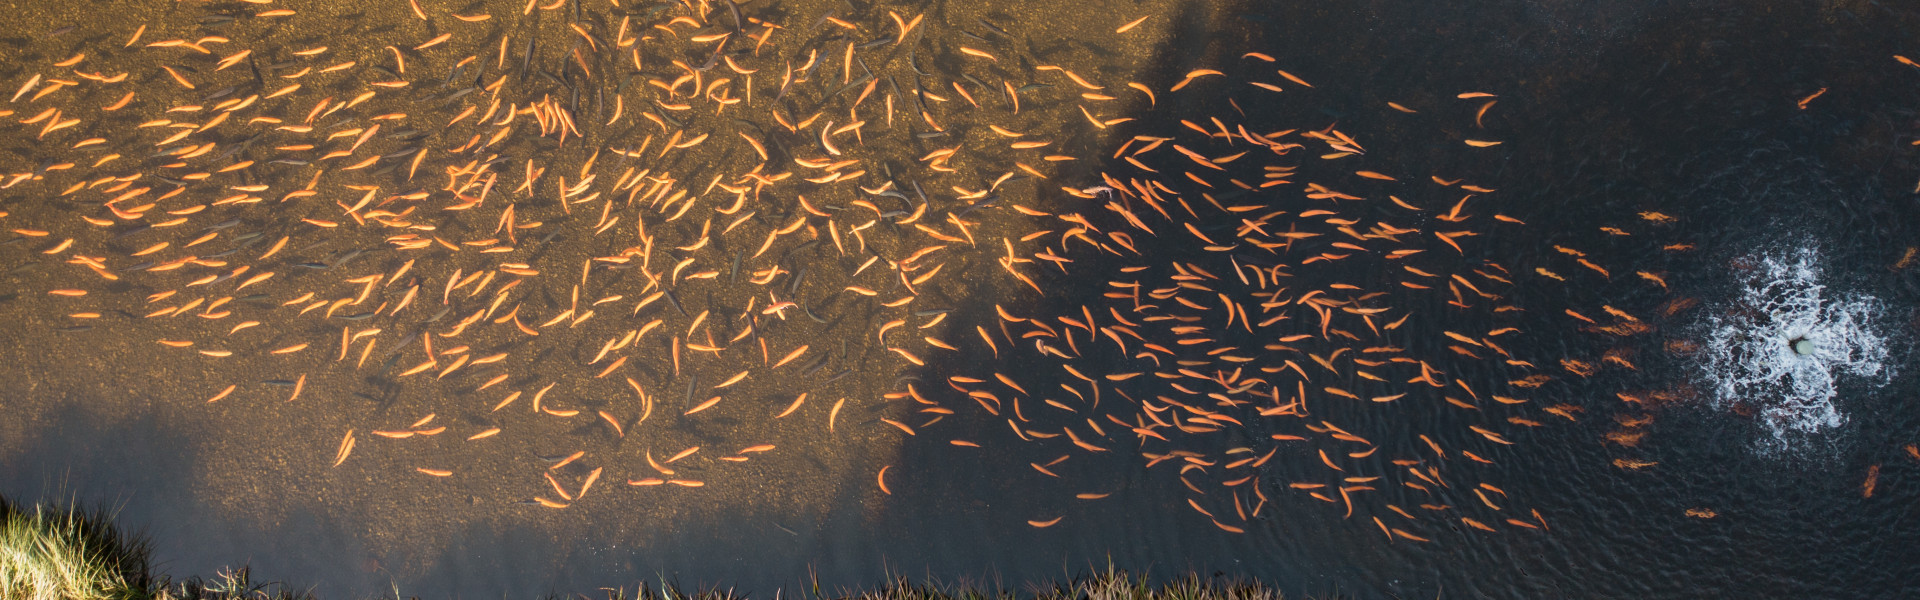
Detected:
left=0, top=499, right=148, bottom=600
left=1698, top=247, right=1894, bottom=449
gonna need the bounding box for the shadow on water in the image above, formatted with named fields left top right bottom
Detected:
left=879, top=0, right=1920, bottom=598
left=859, top=0, right=1424, bottom=595
left=1, top=396, right=195, bottom=589
left=867, top=0, right=1263, bottom=585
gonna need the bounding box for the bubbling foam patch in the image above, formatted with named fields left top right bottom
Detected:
left=1697, top=247, right=1892, bottom=450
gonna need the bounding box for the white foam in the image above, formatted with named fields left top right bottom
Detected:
left=1696, top=247, right=1892, bottom=452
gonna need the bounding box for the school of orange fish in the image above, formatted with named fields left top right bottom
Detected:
left=931, top=74, right=1589, bottom=537
left=0, top=0, right=1778, bottom=546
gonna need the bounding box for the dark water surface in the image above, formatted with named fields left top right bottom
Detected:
left=2, top=0, right=1917, bottom=599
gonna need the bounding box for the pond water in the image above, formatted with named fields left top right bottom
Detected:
left=1, top=0, right=1916, bottom=598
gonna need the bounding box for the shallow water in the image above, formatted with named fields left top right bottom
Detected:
left=1, top=0, right=1917, bottom=599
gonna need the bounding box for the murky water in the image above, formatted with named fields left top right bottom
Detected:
left=1, top=0, right=1916, bottom=599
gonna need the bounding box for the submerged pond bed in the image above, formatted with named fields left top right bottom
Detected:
left=1, top=0, right=1917, bottom=598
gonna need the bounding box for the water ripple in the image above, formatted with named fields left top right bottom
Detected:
left=1697, top=246, right=1893, bottom=452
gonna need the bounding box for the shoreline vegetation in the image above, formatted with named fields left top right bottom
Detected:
left=1, top=497, right=150, bottom=600
left=1, top=498, right=1318, bottom=600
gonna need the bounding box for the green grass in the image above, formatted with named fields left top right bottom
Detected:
left=3, top=497, right=1311, bottom=600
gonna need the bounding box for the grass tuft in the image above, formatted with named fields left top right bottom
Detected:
left=3, top=496, right=1315, bottom=600
left=0, top=498, right=149, bottom=600
left=155, top=565, right=320, bottom=600
left=563, top=564, right=1321, bottom=600
left=0, top=498, right=321, bottom=600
